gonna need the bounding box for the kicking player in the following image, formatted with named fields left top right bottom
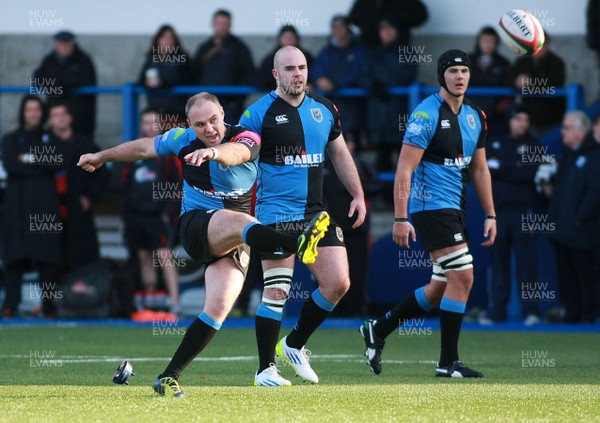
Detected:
left=359, top=50, right=496, bottom=377
left=239, top=46, right=366, bottom=386
left=78, top=92, right=328, bottom=397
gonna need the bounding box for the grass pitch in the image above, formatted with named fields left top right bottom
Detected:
left=0, top=324, right=598, bottom=422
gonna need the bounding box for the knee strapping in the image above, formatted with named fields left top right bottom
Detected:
left=438, top=247, right=473, bottom=272
left=432, top=261, right=447, bottom=282
left=261, top=267, right=293, bottom=312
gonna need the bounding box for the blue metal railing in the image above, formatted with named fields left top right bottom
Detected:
left=0, top=82, right=585, bottom=181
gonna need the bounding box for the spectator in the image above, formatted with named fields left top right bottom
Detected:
left=508, top=34, right=566, bottom=134
left=254, top=25, right=313, bottom=91
left=1, top=96, right=65, bottom=318
left=324, top=135, right=381, bottom=317
left=481, top=106, right=542, bottom=325
left=586, top=0, right=600, bottom=98
left=193, top=9, right=255, bottom=121
left=120, top=108, right=182, bottom=314
left=33, top=31, right=97, bottom=138
left=348, top=0, right=428, bottom=48
left=468, top=26, right=511, bottom=132
left=47, top=102, right=109, bottom=271
left=138, top=25, right=193, bottom=119
left=312, top=15, right=367, bottom=150
left=361, top=17, right=417, bottom=174
left=548, top=111, right=600, bottom=323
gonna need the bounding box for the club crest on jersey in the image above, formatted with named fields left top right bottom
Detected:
left=467, top=114, right=476, bottom=129
left=310, top=108, right=323, bottom=123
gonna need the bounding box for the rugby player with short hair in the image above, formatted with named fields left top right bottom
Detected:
left=78, top=92, right=328, bottom=397
left=240, top=46, right=367, bottom=386
left=359, top=50, right=496, bottom=378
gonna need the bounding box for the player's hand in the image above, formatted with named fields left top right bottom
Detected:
left=393, top=221, right=416, bottom=248
left=77, top=153, right=104, bottom=172
left=348, top=197, right=366, bottom=229
left=481, top=218, right=497, bottom=247
left=184, top=148, right=214, bottom=166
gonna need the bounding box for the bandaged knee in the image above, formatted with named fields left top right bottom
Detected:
left=432, top=261, right=447, bottom=282
left=438, top=247, right=473, bottom=272
left=260, top=267, right=293, bottom=314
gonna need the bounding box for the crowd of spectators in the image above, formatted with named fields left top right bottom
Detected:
left=0, top=3, right=598, bottom=324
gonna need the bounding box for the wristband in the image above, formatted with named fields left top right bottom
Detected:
left=394, top=217, right=409, bottom=223
left=209, top=147, right=219, bottom=160
left=486, top=215, right=496, bottom=220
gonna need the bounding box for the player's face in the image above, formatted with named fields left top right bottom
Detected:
left=444, top=66, right=470, bottom=96
left=23, top=100, right=43, bottom=129
left=187, top=101, right=226, bottom=147
left=48, top=106, right=72, bottom=132
left=274, top=50, right=308, bottom=97
left=140, top=112, right=161, bottom=138
left=509, top=112, right=530, bottom=138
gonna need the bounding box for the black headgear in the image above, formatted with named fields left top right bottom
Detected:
left=437, top=49, right=471, bottom=92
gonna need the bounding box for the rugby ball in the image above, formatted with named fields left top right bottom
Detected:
left=498, top=9, right=545, bottom=55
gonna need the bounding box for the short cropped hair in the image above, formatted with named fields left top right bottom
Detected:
left=185, top=92, right=221, bottom=117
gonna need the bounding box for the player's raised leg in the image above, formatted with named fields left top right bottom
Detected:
left=153, top=254, right=245, bottom=397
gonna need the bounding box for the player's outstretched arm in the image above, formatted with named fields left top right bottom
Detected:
left=183, top=143, right=252, bottom=167
left=392, top=144, right=422, bottom=248
left=77, top=137, right=157, bottom=172
left=326, top=134, right=366, bottom=228
left=470, top=147, right=497, bottom=246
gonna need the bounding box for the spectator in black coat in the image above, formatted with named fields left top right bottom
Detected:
left=482, top=106, right=542, bottom=325
left=586, top=0, right=600, bottom=98
left=348, top=0, right=428, bottom=48
left=1, top=96, right=65, bottom=318
left=138, top=25, right=193, bottom=119
left=548, top=111, right=600, bottom=323
left=254, top=25, right=313, bottom=91
left=468, top=26, right=511, bottom=132
left=47, top=102, right=109, bottom=271
left=32, top=31, right=97, bottom=138
left=361, top=17, right=417, bottom=173
left=193, top=9, right=255, bottom=121
left=508, top=34, right=566, bottom=134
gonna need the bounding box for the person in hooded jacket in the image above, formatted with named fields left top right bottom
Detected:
left=1, top=96, right=65, bottom=318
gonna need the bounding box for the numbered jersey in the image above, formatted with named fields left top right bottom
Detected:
left=239, top=91, right=341, bottom=225
left=403, top=93, right=486, bottom=213
left=153, top=125, right=260, bottom=214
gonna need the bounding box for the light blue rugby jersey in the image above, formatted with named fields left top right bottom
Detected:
left=403, top=93, right=486, bottom=213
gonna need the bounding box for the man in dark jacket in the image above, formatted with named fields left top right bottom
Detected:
left=549, top=111, right=600, bottom=323
left=482, top=106, right=542, bottom=325
left=1, top=96, right=65, bottom=318
left=508, top=35, right=566, bottom=134
left=348, top=0, right=428, bottom=48
left=193, top=9, right=255, bottom=121
left=47, top=102, right=109, bottom=271
left=32, top=31, right=97, bottom=138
